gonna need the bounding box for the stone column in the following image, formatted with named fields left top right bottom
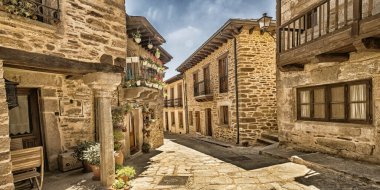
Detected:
left=83, top=72, right=121, bottom=188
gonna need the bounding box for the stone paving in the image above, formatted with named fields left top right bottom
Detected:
left=130, top=139, right=326, bottom=190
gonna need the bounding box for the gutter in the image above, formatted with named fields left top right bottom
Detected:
left=234, top=37, right=240, bottom=145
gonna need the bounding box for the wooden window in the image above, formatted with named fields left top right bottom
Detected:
left=189, top=111, right=193, bottom=125
left=220, top=106, right=229, bottom=125
left=193, top=72, right=199, bottom=96
left=179, top=112, right=183, bottom=128
left=305, top=9, right=318, bottom=29
left=218, top=56, right=228, bottom=93
left=297, top=80, right=372, bottom=124
left=171, top=112, right=175, bottom=125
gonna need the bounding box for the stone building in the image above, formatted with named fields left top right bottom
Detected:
left=276, top=0, right=380, bottom=163
left=176, top=18, right=277, bottom=145
left=120, top=15, right=172, bottom=156
left=163, top=74, right=186, bottom=134
left=0, top=0, right=128, bottom=188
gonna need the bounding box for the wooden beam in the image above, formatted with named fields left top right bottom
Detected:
left=279, top=63, right=304, bottom=72
left=314, top=53, right=350, bottom=63
left=0, top=47, right=124, bottom=75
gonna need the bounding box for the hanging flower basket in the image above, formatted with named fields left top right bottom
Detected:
left=142, top=61, right=148, bottom=66
left=136, top=80, right=141, bottom=86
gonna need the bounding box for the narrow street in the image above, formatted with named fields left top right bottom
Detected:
left=128, top=133, right=379, bottom=190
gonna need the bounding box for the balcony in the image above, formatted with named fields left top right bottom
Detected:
left=194, top=79, right=213, bottom=102
left=121, top=56, right=165, bottom=100
left=278, top=0, right=380, bottom=69
left=0, top=0, right=60, bottom=24
left=164, top=98, right=183, bottom=108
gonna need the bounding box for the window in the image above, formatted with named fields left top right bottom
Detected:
left=179, top=112, right=183, bottom=128
left=220, top=106, right=229, bottom=125
left=219, top=56, right=228, bottom=93
left=297, top=80, right=372, bottom=123
left=305, top=9, right=318, bottom=29
left=171, top=112, right=175, bottom=125
left=193, top=72, right=199, bottom=96
left=189, top=111, right=193, bottom=125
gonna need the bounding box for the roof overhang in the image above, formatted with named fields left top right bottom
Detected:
left=165, top=74, right=183, bottom=84
left=176, top=19, right=276, bottom=73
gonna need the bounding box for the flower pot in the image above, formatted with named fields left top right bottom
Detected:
left=153, top=84, right=159, bottom=88
left=158, top=86, right=163, bottom=90
left=115, top=151, right=124, bottom=165
left=142, top=61, right=148, bottom=66
left=148, top=43, right=153, bottom=49
left=82, top=160, right=92, bottom=173
left=134, top=37, right=141, bottom=44
left=136, top=80, right=141, bottom=86
left=90, top=165, right=100, bottom=181
left=121, top=176, right=129, bottom=183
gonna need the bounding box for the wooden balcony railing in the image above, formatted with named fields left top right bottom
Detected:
left=164, top=98, right=183, bottom=107
left=0, top=0, right=60, bottom=24
left=194, top=79, right=211, bottom=97
left=278, top=0, right=379, bottom=56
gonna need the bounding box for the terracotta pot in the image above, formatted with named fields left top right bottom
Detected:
left=115, top=151, right=124, bottom=165
left=121, top=176, right=129, bottom=183
left=82, top=160, right=92, bottom=173
left=90, top=165, right=100, bottom=181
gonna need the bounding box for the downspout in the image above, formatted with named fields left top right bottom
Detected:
left=234, top=37, right=240, bottom=145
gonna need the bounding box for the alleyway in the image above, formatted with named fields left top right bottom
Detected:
left=128, top=133, right=379, bottom=190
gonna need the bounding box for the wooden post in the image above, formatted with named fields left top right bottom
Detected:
left=84, top=72, right=122, bottom=188
left=352, top=0, right=362, bottom=36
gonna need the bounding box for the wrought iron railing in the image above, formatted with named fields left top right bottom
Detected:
left=164, top=98, right=182, bottom=107
left=194, top=79, right=211, bottom=97
left=278, top=0, right=379, bottom=53
left=0, top=0, right=60, bottom=24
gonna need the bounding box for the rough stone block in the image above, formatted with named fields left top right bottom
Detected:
left=355, top=143, right=374, bottom=155
left=0, top=138, right=10, bottom=153
left=0, top=174, right=13, bottom=186
left=316, top=138, right=355, bottom=152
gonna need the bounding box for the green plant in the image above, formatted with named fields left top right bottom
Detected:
left=114, top=130, right=124, bottom=142
left=114, top=142, right=122, bottom=151
left=142, top=143, right=151, bottom=153
left=116, top=166, right=136, bottom=178
left=72, top=141, right=96, bottom=161
left=0, top=0, right=37, bottom=19
left=132, top=30, right=141, bottom=39
left=82, top=143, right=100, bottom=166
left=112, top=178, right=126, bottom=190
left=112, top=107, right=125, bottom=127
left=115, top=164, right=123, bottom=172
left=124, top=103, right=132, bottom=113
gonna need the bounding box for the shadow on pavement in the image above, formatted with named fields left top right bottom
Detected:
left=126, top=150, right=163, bottom=176
left=165, top=133, right=288, bottom=171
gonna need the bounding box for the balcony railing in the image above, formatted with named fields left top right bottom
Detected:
left=194, top=79, right=211, bottom=97
left=0, top=0, right=60, bottom=24
left=278, top=0, right=379, bottom=55
left=164, top=98, right=183, bottom=107
left=124, top=57, right=164, bottom=90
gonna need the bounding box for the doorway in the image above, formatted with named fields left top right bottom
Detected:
left=129, top=113, right=137, bottom=153
left=9, top=88, right=43, bottom=149
left=165, top=112, right=169, bottom=131
left=195, top=111, right=200, bottom=133
left=205, top=108, right=212, bottom=136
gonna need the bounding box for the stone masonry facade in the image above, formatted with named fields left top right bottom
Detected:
left=0, top=0, right=128, bottom=177
left=163, top=78, right=186, bottom=135
left=184, top=25, right=277, bottom=145
left=277, top=0, right=380, bottom=163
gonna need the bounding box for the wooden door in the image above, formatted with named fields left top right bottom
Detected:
left=195, top=111, right=200, bottom=133
left=165, top=112, right=169, bottom=131
left=206, top=108, right=212, bottom=136
left=129, top=114, right=136, bottom=149
left=9, top=88, right=42, bottom=150
left=203, top=67, right=210, bottom=94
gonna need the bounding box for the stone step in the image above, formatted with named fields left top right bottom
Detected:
left=257, top=138, right=277, bottom=145
left=261, top=133, right=279, bottom=142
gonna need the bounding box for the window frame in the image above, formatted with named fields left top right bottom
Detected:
left=219, top=106, right=229, bottom=126
left=297, top=79, right=372, bottom=124
left=189, top=111, right=193, bottom=126
left=171, top=112, right=175, bottom=125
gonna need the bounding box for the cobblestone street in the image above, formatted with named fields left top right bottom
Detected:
left=128, top=134, right=379, bottom=190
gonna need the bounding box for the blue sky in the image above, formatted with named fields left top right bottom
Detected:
left=125, top=0, right=276, bottom=79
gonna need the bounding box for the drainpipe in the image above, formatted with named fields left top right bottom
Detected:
left=234, top=37, right=240, bottom=145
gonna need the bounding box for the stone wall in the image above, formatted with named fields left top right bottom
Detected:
left=0, top=61, right=13, bottom=190
left=280, top=0, right=320, bottom=24
left=277, top=52, right=380, bottom=163
left=0, top=0, right=127, bottom=65
left=184, top=27, right=277, bottom=145
left=4, top=68, right=94, bottom=171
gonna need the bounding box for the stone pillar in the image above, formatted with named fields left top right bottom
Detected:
left=83, top=72, right=121, bottom=188
left=0, top=60, right=14, bottom=190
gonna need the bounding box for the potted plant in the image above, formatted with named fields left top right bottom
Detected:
left=112, top=107, right=125, bottom=128
left=155, top=48, right=161, bottom=59
left=132, top=30, right=141, bottom=44
left=114, top=130, right=124, bottom=165
left=82, top=143, right=101, bottom=180
left=112, top=179, right=127, bottom=190
left=72, top=141, right=96, bottom=173
left=142, top=142, right=151, bottom=153
left=116, top=166, right=136, bottom=183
